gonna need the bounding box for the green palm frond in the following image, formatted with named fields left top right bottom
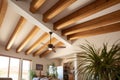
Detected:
left=76, top=41, right=120, bottom=80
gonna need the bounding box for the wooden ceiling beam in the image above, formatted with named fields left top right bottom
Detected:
left=0, top=0, right=7, bottom=27
left=62, top=10, right=120, bottom=36
left=16, top=26, right=40, bottom=53
left=33, top=38, right=57, bottom=56
left=6, top=17, right=26, bottom=50
left=43, top=0, right=76, bottom=22
left=30, top=0, right=46, bottom=13
left=0, top=1, right=2, bottom=10
left=68, top=23, right=120, bottom=40
left=25, top=32, right=49, bottom=55
left=40, top=42, right=64, bottom=58
left=54, top=0, right=120, bottom=30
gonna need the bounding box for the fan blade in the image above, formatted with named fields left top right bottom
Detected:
left=55, top=46, right=66, bottom=48
left=52, top=48, right=56, bottom=53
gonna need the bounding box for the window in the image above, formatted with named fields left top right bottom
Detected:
left=9, top=58, right=20, bottom=80
left=49, top=66, right=54, bottom=75
left=0, top=55, right=31, bottom=80
left=22, top=60, right=31, bottom=80
left=0, top=56, right=9, bottom=77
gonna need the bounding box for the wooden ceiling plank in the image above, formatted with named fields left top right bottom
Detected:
left=6, top=17, right=26, bottom=50
left=40, top=42, right=64, bottom=58
left=33, top=38, right=57, bottom=56
left=16, top=26, right=40, bottom=53
left=30, top=0, right=46, bottom=13
left=62, top=10, right=120, bottom=36
left=43, top=0, right=76, bottom=22
left=0, top=0, right=7, bottom=27
left=68, top=23, right=120, bottom=40
left=54, top=0, right=120, bottom=30
left=25, top=32, right=49, bottom=55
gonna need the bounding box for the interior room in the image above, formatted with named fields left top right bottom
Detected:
left=0, top=0, right=120, bottom=80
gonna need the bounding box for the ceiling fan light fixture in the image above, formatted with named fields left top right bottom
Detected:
left=48, top=47, right=52, bottom=50
left=47, top=32, right=66, bottom=52
left=48, top=44, right=54, bottom=51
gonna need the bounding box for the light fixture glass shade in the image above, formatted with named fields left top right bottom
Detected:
left=48, top=48, right=52, bottom=50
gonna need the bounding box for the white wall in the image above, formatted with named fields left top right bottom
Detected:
left=0, top=45, right=60, bottom=76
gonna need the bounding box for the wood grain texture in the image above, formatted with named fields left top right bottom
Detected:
left=0, top=0, right=7, bottom=27
left=33, top=38, right=57, bottom=56
left=25, top=32, right=49, bottom=55
left=54, top=0, right=120, bottom=30
left=30, top=0, right=46, bottom=13
left=68, top=23, right=120, bottom=40
left=62, top=10, right=120, bottom=36
left=6, top=17, right=26, bottom=50
left=0, top=0, right=2, bottom=10
left=16, top=26, right=40, bottom=53
left=43, top=0, right=76, bottom=22
left=40, top=42, right=64, bottom=58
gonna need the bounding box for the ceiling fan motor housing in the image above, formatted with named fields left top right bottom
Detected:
left=49, top=32, right=52, bottom=35
left=48, top=44, right=54, bottom=48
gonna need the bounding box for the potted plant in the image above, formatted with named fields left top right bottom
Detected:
left=30, top=70, right=37, bottom=80
left=75, top=41, right=120, bottom=80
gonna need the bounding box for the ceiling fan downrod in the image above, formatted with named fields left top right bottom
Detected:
left=49, top=32, right=52, bottom=44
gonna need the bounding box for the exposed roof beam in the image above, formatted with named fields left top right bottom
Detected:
left=40, top=42, right=64, bottom=58
left=30, top=0, right=46, bottom=13
left=0, top=1, right=1, bottom=10
left=25, top=32, right=49, bottom=55
left=33, top=38, right=57, bottom=56
left=68, top=23, right=120, bottom=40
left=16, top=26, right=40, bottom=53
left=6, top=17, right=26, bottom=50
left=43, top=0, right=76, bottom=22
left=62, top=10, right=120, bottom=36
left=10, top=0, right=72, bottom=46
left=0, top=0, right=7, bottom=27
left=54, top=0, right=120, bottom=30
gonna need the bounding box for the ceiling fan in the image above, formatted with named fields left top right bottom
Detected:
left=47, top=32, right=66, bottom=52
